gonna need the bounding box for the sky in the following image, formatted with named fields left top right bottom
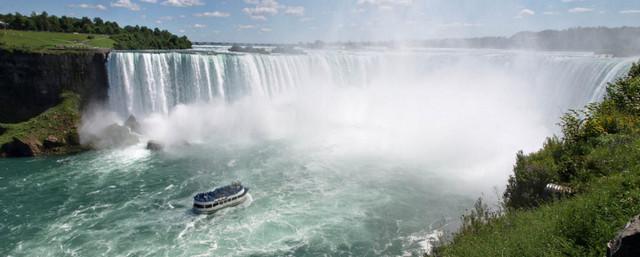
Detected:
left=1, top=0, right=640, bottom=43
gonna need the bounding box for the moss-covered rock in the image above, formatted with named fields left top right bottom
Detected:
left=0, top=92, right=86, bottom=157
left=0, top=137, right=35, bottom=157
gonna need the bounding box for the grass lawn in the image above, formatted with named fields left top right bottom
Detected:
left=0, top=29, right=114, bottom=52
left=435, top=160, right=640, bottom=257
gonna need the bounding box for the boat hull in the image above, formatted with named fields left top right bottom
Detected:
left=193, top=188, right=249, bottom=214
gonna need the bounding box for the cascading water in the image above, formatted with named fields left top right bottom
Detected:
left=107, top=50, right=382, bottom=117
left=2, top=47, right=635, bottom=257
left=107, top=49, right=632, bottom=120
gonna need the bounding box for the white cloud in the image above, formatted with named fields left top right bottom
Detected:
left=111, top=0, right=140, bottom=11
left=193, top=23, right=207, bottom=28
left=162, top=0, right=204, bottom=7
left=242, top=0, right=287, bottom=21
left=237, top=24, right=256, bottom=30
left=357, top=0, right=413, bottom=6
left=249, top=15, right=267, bottom=20
left=68, top=3, right=107, bottom=10
left=515, top=8, right=535, bottom=18
left=260, top=27, right=272, bottom=32
left=242, top=0, right=280, bottom=16
left=285, top=6, right=305, bottom=16
left=568, top=7, right=593, bottom=13
left=620, top=10, right=640, bottom=14
left=242, top=0, right=308, bottom=20
left=194, top=11, right=231, bottom=17
left=242, top=0, right=311, bottom=21
left=140, top=0, right=158, bottom=3
left=543, top=11, right=559, bottom=15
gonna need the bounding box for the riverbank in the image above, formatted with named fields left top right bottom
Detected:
left=432, top=62, right=640, bottom=257
left=0, top=46, right=110, bottom=156
left=0, top=92, right=86, bottom=157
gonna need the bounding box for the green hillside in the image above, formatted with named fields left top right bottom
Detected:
left=0, top=30, right=114, bottom=52
left=433, top=62, right=640, bottom=257
left=0, top=12, right=191, bottom=51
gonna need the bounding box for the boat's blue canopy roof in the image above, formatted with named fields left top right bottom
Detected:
left=194, top=184, right=243, bottom=202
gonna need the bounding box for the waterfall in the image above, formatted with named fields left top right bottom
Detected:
left=99, top=48, right=638, bottom=196
left=107, top=49, right=635, bottom=119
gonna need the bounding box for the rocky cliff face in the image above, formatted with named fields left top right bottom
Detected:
left=0, top=49, right=110, bottom=123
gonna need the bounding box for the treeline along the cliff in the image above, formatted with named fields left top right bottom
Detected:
left=418, top=27, right=640, bottom=57
left=0, top=12, right=191, bottom=50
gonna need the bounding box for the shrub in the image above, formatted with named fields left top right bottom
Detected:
left=503, top=62, right=640, bottom=209
left=504, top=138, right=562, bottom=208
left=606, top=62, right=640, bottom=115
left=436, top=169, right=640, bottom=257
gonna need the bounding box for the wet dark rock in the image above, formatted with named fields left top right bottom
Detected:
left=608, top=215, right=640, bottom=257
left=1, top=137, right=35, bottom=157
left=229, top=45, right=269, bottom=54
left=0, top=49, right=109, bottom=123
left=146, top=140, right=164, bottom=151
left=82, top=123, right=139, bottom=149
left=124, top=115, right=142, bottom=134
left=43, top=135, right=64, bottom=149
left=94, top=123, right=139, bottom=148
left=66, top=131, right=80, bottom=146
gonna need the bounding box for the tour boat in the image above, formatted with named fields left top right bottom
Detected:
left=193, top=181, right=249, bottom=214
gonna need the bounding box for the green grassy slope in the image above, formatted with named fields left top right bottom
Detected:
left=0, top=30, right=114, bottom=52
left=0, top=92, right=82, bottom=154
left=435, top=138, right=640, bottom=257
left=433, top=63, right=640, bottom=257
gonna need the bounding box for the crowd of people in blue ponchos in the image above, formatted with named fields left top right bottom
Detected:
left=194, top=183, right=243, bottom=203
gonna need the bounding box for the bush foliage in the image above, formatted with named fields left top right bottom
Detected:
left=433, top=62, right=640, bottom=257
left=435, top=169, right=640, bottom=257
left=504, top=62, right=640, bottom=209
